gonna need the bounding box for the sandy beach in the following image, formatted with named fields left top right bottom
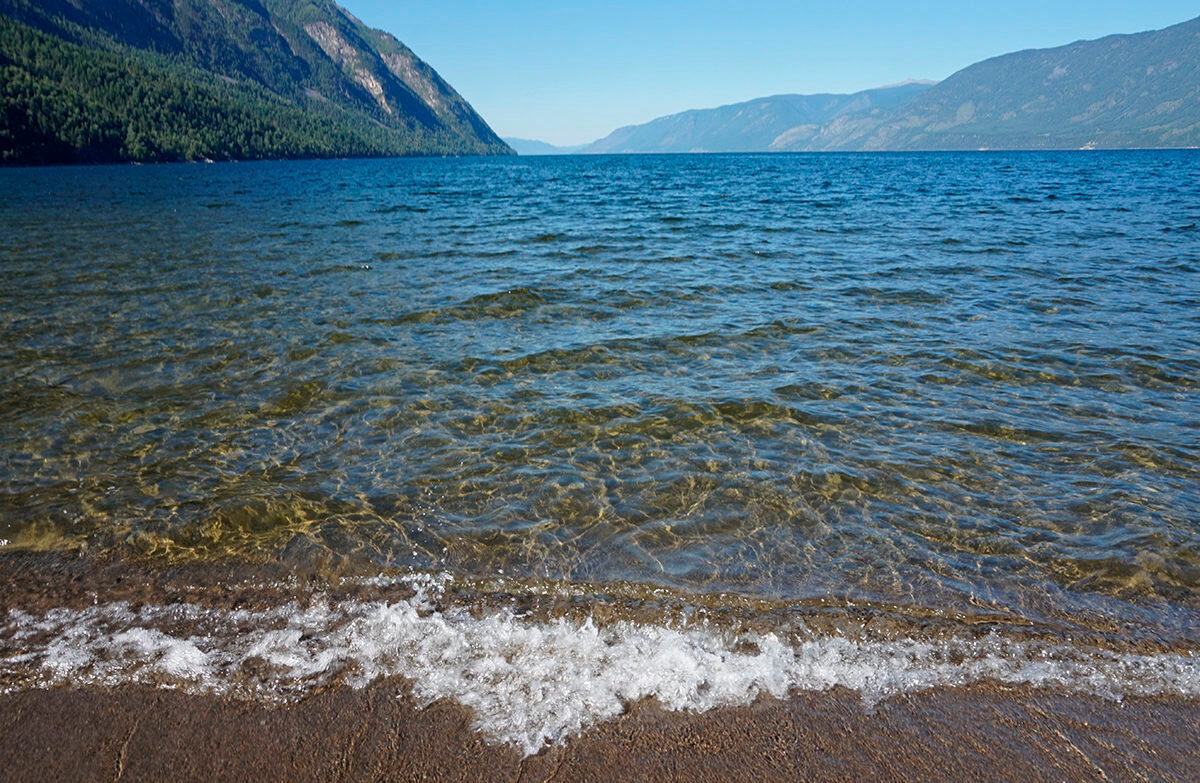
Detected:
left=3, top=680, right=1198, bottom=782
left=2, top=554, right=1199, bottom=781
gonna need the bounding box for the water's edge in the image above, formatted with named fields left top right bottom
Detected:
left=3, top=557, right=1196, bottom=756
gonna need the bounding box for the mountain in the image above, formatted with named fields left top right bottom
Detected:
left=503, top=137, right=587, bottom=155
left=0, top=0, right=511, bottom=164
left=780, top=15, right=1200, bottom=150
left=583, top=82, right=935, bottom=154
left=583, top=16, right=1200, bottom=154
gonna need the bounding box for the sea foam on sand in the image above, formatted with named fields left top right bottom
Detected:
left=3, top=574, right=1198, bottom=756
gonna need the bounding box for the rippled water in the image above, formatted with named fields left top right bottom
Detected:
left=2, top=152, right=1199, bottom=647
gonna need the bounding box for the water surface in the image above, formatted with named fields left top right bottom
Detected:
left=2, top=152, right=1199, bottom=749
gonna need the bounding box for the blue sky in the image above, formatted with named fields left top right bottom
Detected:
left=340, top=2, right=1200, bottom=146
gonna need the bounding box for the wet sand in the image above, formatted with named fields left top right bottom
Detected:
left=2, top=681, right=1197, bottom=782
left=2, top=555, right=1197, bottom=781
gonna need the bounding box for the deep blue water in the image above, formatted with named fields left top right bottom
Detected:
left=2, top=151, right=1198, bottom=642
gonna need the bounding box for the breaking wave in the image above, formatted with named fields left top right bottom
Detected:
left=3, top=574, right=1197, bottom=756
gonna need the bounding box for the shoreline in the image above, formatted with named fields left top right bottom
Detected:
left=3, top=552, right=1199, bottom=772
left=2, top=680, right=1197, bottom=782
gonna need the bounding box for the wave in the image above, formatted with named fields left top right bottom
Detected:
left=3, top=573, right=1197, bottom=757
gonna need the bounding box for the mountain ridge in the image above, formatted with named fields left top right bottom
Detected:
left=581, top=16, right=1200, bottom=153
left=0, top=0, right=512, bottom=163
left=583, top=83, right=935, bottom=154
left=793, top=14, right=1200, bottom=150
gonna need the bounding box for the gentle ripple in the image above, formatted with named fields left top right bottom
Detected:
left=1, top=151, right=1198, bottom=642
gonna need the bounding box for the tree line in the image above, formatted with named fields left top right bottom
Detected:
left=0, top=17, right=487, bottom=165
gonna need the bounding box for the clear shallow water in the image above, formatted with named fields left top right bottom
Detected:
left=1, top=153, right=1198, bottom=662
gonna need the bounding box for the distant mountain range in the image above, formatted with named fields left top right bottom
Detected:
left=0, top=0, right=511, bottom=164
left=503, top=138, right=587, bottom=156
left=583, top=82, right=935, bottom=154
left=791, top=15, right=1200, bottom=151
left=539, top=15, right=1199, bottom=154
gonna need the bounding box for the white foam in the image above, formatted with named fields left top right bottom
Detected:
left=2, top=576, right=1197, bottom=756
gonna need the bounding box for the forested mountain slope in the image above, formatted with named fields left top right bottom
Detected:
left=0, top=0, right=511, bottom=163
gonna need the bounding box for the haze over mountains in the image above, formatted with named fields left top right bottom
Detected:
left=0, top=0, right=510, bottom=163
left=502, top=138, right=587, bottom=156
left=584, top=82, right=936, bottom=154
left=526, top=15, right=1200, bottom=154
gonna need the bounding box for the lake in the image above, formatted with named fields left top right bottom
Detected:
left=2, top=152, right=1198, bottom=753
